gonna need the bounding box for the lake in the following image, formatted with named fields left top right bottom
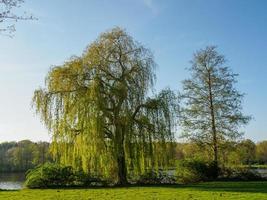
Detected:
left=0, top=173, right=25, bottom=190
left=253, top=168, right=267, bottom=178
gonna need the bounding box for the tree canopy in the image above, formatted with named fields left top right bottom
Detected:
left=0, top=140, right=51, bottom=172
left=179, top=46, right=251, bottom=176
left=33, top=27, right=177, bottom=185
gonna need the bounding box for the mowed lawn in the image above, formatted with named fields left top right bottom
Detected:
left=1, top=182, right=267, bottom=200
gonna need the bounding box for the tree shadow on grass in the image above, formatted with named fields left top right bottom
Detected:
left=120, top=181, right=267, bottom=194
left=181, top=181, right=267, bottom=194
left=2, top=181, right=267, bottom=194
left=96, top=181, right=267, bottom=194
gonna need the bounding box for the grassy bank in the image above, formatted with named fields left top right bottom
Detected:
left=1, top=182, right=267, bottom=200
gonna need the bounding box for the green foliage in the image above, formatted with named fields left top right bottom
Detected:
left=0, top=140, right=51, bottom=173
left=174, top=140, right=267, bottom=181
left=10, top=140, right=38, bottom=171
left=32, top=27, right=177, bottom=184
left=236, top=139, right=256, bottom=165
left=179, top=46, right=251, bottom=175
left=0, top=142, right=17, bottom=172
left=220, top=166, right=264, bottom=181
left=176, top=159, right=219, bottom=183
left=25, top=163, right=74, bottom=188
left=256, top=141, right=267, bottom=164
left=249, top=164, right=267, bottom=169
left=25, top=163, right=109, bottom=188
left=175, top=142, right=212, bottom=162
left=180, top=46, right=250, bottom=143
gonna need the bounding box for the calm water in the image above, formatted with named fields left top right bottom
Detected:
left=253, top=168, right=267, bottom=178
left=0, top=173, right=25, bottom=190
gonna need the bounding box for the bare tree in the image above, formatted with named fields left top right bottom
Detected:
left=0, top=0, right=35, bottom=35
left=179, top=46, right=251, bottom=177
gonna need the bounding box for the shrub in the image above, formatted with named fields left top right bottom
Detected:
left=220, top=166, right=265, bottom=181
left=25, top=163, right=74, bottom=188
left=25, top=163, right=110, bottom=188
left=176, top=159, right=218, bottom=183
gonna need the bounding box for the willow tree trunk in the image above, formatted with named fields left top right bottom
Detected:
left=115, top=125, right=128, bottom=185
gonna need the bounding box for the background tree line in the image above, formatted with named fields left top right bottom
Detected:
left=0, top=139, right=266, bottom=173
left=175, top=139, right=267, bottom=167
left=0, top=140, right=51, bottom=172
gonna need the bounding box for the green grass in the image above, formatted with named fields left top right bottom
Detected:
left=1, top=182, right=267, bottom=200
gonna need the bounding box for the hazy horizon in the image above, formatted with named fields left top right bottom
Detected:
left=0, top=0, right=266, bottom=142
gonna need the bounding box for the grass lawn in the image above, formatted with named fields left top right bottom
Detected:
left=1, top=182, right=267, bottom=200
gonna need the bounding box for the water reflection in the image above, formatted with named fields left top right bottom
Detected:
left=0, top=173, right=25, bottom=190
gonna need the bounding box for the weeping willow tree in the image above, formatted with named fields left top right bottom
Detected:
left=33, top=27, right=177, bottom=185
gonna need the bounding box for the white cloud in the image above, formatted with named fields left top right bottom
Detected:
left=143, top=0, right=159, bottom=15
left=143, top=0, right=153, bottom=8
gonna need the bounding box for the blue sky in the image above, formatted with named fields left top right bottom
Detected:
left=0, top=0, right=266, bottom=142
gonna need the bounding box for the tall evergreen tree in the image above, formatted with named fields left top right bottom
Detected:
left=179, top=46, right=250, bottom=176
left=33, top=27, right=177, bottom=185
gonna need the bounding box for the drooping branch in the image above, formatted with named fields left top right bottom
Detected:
left=33, top=27, right=177, bottom=184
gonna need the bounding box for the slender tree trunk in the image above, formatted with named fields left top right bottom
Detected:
left=207, top=71, right=219, bottom=178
